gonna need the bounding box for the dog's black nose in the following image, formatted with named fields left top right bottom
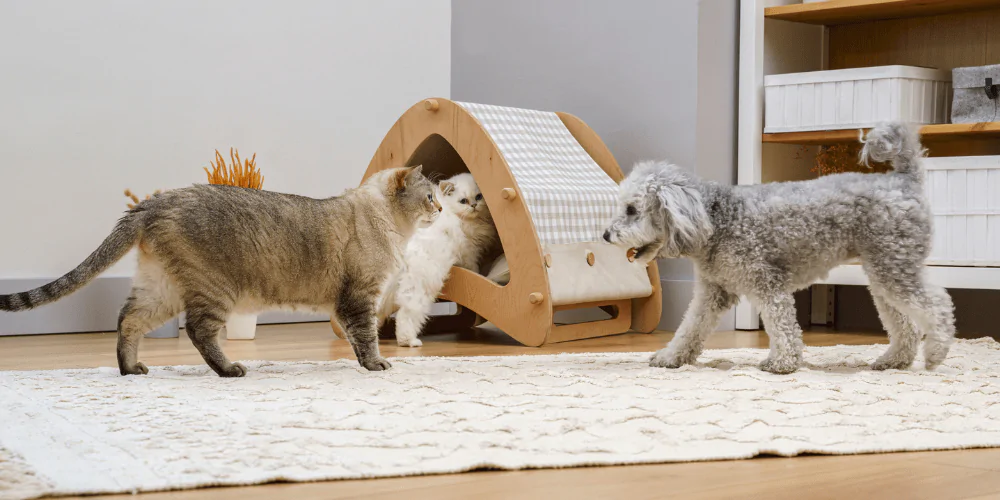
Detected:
left=602, top=230, right=612, bottom=243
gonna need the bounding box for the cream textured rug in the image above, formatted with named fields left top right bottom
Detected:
left=2, top=339, right=1000, bottom=499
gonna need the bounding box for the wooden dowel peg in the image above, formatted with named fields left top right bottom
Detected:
left=544, top=254, right=552, bottom=268
left=423, top=98, right=440, bottom=112
left=501, top=188, right=517, bottom=200
left=586, top=251, right=595, bottom=266
left=528, top=292, right=544, bottom=304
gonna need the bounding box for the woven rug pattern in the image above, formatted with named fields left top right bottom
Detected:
left=2, top=339, right=999, bottom=499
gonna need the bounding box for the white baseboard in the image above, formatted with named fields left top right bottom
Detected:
left=1, top=275, right=728, bottom=337
left=0, top=277, right=333, bottom=336
left=0, top=277, right=463, bottom=336
left=0, top=277, right=133, bottom=336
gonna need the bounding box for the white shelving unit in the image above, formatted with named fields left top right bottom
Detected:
left=736, top=0, right=1000, bottom=329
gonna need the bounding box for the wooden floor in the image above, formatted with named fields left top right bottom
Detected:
left=2, top=324, right=999, bottom=500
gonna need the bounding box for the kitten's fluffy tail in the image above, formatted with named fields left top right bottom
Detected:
left=0, top=213, right=140, bottom=311
left=859, top=122, right=926, bottom=181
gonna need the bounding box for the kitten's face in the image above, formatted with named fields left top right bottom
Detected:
left=385, top=165, right=440, bottom=224
left=438, top=173, right=489, bottom=219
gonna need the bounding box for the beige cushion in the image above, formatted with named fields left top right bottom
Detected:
left=544, top=243, right=653, bottom=306
left=484, top=246, right=652, bottom=305
left=485, top=254, right=511, bottom=285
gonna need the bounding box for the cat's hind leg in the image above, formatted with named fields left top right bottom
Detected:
left=184, top=294, right=246, bottom=377
left=117, top=290, right=182, bottom=375
left=116, top=259, right=183, bottom=375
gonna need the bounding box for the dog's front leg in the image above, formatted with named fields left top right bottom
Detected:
left=757, top=293, right=803, bottom=374
left=651, top=281, right=737, bottom=368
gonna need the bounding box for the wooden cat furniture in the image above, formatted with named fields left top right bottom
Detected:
left=333, top=98, right=662, bottom=346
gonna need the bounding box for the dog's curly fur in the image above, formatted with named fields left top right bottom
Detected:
left=604, top=122, right=955, bottom=374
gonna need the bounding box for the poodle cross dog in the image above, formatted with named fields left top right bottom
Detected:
left=604, top=122, right=955, bottom=374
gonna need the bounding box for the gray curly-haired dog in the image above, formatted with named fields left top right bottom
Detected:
left=603, top=122, right=955, bottom=374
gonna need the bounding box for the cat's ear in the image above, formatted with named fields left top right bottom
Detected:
left=390, top=169, right=407, bottom=192
left=390, top=166, right=415, bottom=192
left=404, top=165, right=424, bottom=186
left=439, top=181, right=455, bottom=196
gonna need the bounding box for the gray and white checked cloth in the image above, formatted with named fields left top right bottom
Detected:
left=457, top=102, right=619, bottom=245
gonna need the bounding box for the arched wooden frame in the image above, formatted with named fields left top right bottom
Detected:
left=332, top=98, right=662, bottom=346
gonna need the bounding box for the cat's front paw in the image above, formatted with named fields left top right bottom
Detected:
left=397, top=337, right=423, bottom=347
left=120, top=362, right=149, bottom=376
left=359, top=356, right=392, bottom=371
left=218, top=362, right=247, bottom=378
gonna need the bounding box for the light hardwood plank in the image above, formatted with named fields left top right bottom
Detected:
left=762, top=122, right=1000, bottom=146
left=827, top=7, right=1000, bottom=71
left=0, top=323, right=885, bottom=371
left=765, top=0, right=1000, bottom=26
left=65, top=449, right=1000, bottom=500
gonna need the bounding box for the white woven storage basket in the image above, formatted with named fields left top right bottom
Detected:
left=925, top=156, right=1000, bottom=267
left=765, top=65, right=951, bottom=133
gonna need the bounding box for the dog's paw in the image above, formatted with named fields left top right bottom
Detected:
left=360, top=356, right=392, bottom=371
left=650, top=349, right=692, bottom=369
left=759, top=356, right=799, bottom=374
left=396, top=337, right=423, bottom=348
left=871, top=358, right=910, bottom=371
left=871, top=352, right=914, bottom=371
left=923, top=342, right=951, bottom=371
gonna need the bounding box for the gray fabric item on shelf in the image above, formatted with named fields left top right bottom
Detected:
left=952, top=64, right=1000, bottom=124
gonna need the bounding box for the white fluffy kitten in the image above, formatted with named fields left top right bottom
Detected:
left=389, top=173, right=498, bottom=347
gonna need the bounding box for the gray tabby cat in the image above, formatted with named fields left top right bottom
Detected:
left=0, top=166, right=439, bottom=377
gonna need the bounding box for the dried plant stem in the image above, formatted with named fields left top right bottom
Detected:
left=203, top=148, right=264, bottom=189
left=797, top=143, right=890, bottom=177
left=123, top=188, right=162, bottom=209
left=124, top=147, right=263, bottom=209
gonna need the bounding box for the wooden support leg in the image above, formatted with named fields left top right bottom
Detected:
left=810, top=284, right=836, bottom=326
left=548, top=300, right=632, bottom=343
left=630, top=262, right=663, bottom=333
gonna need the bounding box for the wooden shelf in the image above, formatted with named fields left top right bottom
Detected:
left=765, top=0, right=1000, bottom=26
left=762, top=122, right=1000, bottom=145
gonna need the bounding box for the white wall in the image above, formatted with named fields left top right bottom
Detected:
left=451, top=0, right=739, bottom=329
left=0, top=0, right=451, bottom=279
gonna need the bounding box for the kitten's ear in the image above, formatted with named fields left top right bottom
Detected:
left=439, top=181, right=455, bottom=196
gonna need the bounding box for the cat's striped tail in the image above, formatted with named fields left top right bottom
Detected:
left=0, top=214, right=140, bottom=311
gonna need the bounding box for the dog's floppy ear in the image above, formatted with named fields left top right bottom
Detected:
left=655, top=181, right=712, bottom=258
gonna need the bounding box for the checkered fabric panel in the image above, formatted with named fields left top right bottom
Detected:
left=457, top=101, right=619, bottom=245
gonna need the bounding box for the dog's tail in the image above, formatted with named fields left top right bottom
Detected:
left=0, top=213, right=140, bottom=312
left=859, top=122, right=926, bottom=181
